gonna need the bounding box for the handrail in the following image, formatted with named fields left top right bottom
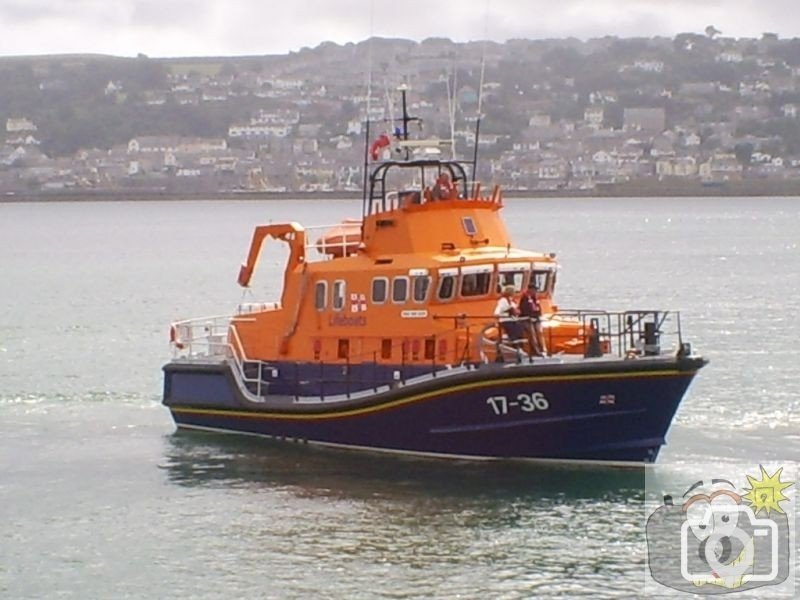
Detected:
left=170, top=308, right=688, bottom=403
left=169, top=313, right=274, bottom=402
left=301, top=222, right=363, bottom=261
left=432, top=308, right=685, bottom=361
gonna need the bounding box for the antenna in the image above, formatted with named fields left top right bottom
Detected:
left=399, top=84, right=409, bottom=141
left=362, top=1, right=375, bottom=215
left=366, top=0, right=375, bottom=111
left=396, top=84, right=422, bottom=160
left=473, top=0, right=490, bottom=185
left=448, top=64, right=458, bottom=160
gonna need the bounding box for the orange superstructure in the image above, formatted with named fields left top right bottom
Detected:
left=229, top=170, right=581, bottom=367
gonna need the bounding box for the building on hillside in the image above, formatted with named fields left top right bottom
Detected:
left=656, top=156, right=698, bottom=178
left=699, top=153, right=743, bottom=182
left=127, top=137, right=227, bottom=154
left=623, top=108, right=666, bottom=133
left=584, top=107, right=604, bottom=129
left=528, top=113, right=551, bottom=128
left=6, top=118, right=37, bottom=133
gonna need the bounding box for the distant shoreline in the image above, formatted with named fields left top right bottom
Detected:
left=3, top=179, right=800, bottom=203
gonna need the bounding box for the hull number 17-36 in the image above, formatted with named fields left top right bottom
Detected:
left=486, top=393, right=550, bottom=416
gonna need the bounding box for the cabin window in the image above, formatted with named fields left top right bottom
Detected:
left=437, top=274, right=457, bottom=301
left=412, top=276, right=430, bottom=303
left=462, top=217, right=477, bottom=236
left=337, top=339, right=349, bottom=359
left=530, top=263, right=556, bottom=293
left=497, top=263, right=530, bottom=293
left=460, top=272, right=491, bottom=297
left=333, top=280, right=346, bottom=311
left=314, top=281, right=328, bottom=311
left=371, top=277, right=388, bottom=303
left=392, top=277, right=409, bottom=303
left=531, top=271, right=550, bottom=294
left=497, top=271, right=526, bottom=294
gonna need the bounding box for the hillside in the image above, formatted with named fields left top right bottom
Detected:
left=3, top=34, right=800, bottom=195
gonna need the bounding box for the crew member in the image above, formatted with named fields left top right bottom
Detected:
left=431, top=172, right=456, bottom=200
left=519, top=282, right=547, bottom=357
left=494, top=285, right=523, bottom=353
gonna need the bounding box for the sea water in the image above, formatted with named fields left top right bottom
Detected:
left=1, top=197, right=799, bottom=598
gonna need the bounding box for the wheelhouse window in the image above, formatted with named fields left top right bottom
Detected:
left=462, top=217, right=477, bottom=236
left=497, top=262, right=530, bottom=293
left=392, top=277, right=409, bottom=303
left=531, top=272, right=549, bottom=293
left=412, top=276, right=431, bottom=303
left=332, top=280, right=346, bottom=311
left=460, top=266, right=492, bottom=297
left=531, top=263, right=557, bottom=293
left=437, top=269, right=458, bottom=301
left=371, top=277, right=388, bottom=303
left=314, top=281, right=328, bottom=311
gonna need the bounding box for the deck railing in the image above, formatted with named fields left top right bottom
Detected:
left=169, top=314, right=233, bottom=359
left=545, top=309, right=685, bottom=359
left=169, top=308, right=688, bottom=402
left=302, top=222, right=362, bottom=261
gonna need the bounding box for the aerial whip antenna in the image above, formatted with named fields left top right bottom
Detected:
left=447, top=60, right=458, bottom=160
left=362, top=0, right=375, bottom=215
left=472, top=0, right=490, bottom=185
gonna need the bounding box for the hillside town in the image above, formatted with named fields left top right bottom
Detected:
left=3, top=32, right=800, bottom=197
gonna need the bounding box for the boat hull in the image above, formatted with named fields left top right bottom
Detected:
left=163, top=357, right=705, bottom=464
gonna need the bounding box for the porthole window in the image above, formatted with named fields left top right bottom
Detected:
left=412, top=276, right=430, bottom=303
left=333, top=280, right=346, bottom=311
left=371, top=277, right=388, bottom=303
left=392, top=277, right=409, bottom=303
left=437, top=273, right=457, bottom=301
left=314, top=281, right=328, bottom=311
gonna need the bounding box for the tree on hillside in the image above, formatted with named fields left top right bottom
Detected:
left=0, top=65, right=40, bottom=115
left=734, top=142, right=754, bottom=166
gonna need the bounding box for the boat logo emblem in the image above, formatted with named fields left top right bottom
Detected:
left=350, top=293, right=368, bottom=313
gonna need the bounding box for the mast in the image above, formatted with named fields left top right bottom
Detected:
left=400, top=84, right=410, bottom=141
left=399, top=84, right=412, bottom=160
left=362, top=119, right=371, bottom=217
left=471, top=117, right=481, bottom=184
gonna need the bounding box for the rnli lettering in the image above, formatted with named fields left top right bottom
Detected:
left=329, top=314, right=367, bottom=327
left=486, top=393, right=550, bottom=416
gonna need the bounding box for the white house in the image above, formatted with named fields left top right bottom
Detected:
left=228, top=123, right=291, bottom=138
left=6, top=118, right=37, bottom=133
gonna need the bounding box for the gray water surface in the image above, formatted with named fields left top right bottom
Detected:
left=1, top=197, right=799, bottom=598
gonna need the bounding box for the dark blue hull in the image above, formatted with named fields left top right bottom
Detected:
left=163, top=358, right=706, bottom=464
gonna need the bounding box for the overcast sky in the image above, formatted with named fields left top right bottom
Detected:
left=1, top=0, right=799, bottom=58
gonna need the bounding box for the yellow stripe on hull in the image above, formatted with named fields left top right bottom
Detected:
left=170, top=368, right=697, bottom=422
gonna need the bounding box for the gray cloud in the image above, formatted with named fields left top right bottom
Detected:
left=129, top=0, right=204, bottom=28
left=0, top=0, right=799, bottom=57
left=0, top=0, right=121, bottom=25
